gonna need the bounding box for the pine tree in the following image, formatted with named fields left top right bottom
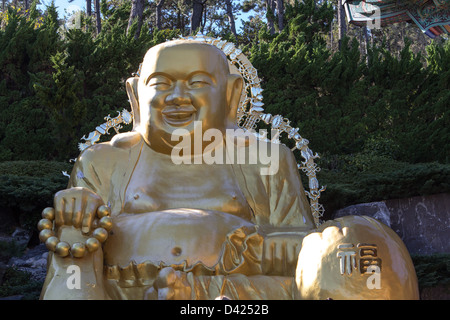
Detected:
left=0, top=1, right=61, bottom=160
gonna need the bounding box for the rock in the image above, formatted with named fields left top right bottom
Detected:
left=0, top=207, right=19, bottom=234
left=0, top=295, right=24, bottom=300
left=420, top=285, right=450, bottom=300
left=0, top=227, right=32, bottom=251
left=8, top=244, right=48, bottom=283
left=0, top=227, right=47, bottom=285
left=0, top=261, right=7, bottom=286
left=386, top=193, right=450, bottom=255
left=333, top=201, right=391, bottom=227
left=331, top=193, right=450, bottom=255
left=11, top=227, right=32, bottom=249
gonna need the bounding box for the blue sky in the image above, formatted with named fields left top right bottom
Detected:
left=39, top=0, right=86, bottom=18
left=38, top=0, right=250, bottom=31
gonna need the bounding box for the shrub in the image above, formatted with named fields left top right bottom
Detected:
left=0, top=267, right=43, bottom=300
left=317, top=159, right=450, bottom=218
left=411, top=254, right=450, bottom=289
left=0, top=160, right=71, bottom=231
left=0, top=239, right=25, bottom=264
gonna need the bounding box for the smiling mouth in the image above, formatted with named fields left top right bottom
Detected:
left=162, top=106, right=197, bottom=126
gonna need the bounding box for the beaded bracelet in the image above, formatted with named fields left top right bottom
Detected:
left=37, top=205, right=113, bottom=258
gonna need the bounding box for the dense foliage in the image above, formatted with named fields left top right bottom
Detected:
left=0, top=160, right=71, bottom=230
left=0, top=266, right=43, bottom=300
left=250, top=0, right=449, bottom=165
left=411, top=254, right=450, bottom=290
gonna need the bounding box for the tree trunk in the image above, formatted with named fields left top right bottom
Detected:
left=177, top=8, right=182, bottom=33
left=400, top=25, right=405, bottom=51
left=265, top=0, right=275, bottom=35
left=385, top=29, right=391, bottom=52
left=94, top=0, right=101, bottom=34
left=363, top=26, right=370, bottom=65
left=337, top=0, right=347, bottom=50
left=202, top=2, right=207, bottom=33
left=358, top=26, right=363, bottom=57
left=190, top=0, right=205, bottom=34
left=156, top=0, right=165, bottom=30
left=276, top=0, right=284, bottom=32
left=330, top=19, right=333, bottom=51
left=363, top=26, right=370, bottom=52
left=86, top=0, right=92, bottom=16
left=224, top=0, right=237, bottom=38
left=127, top=0, right=144, bottom=38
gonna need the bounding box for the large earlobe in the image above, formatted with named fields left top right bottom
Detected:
left=126, top=77, right=140, bottom=130
left=226, top=74, right=244, bottom=127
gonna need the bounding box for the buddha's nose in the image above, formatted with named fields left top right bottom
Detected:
left=165, top=81, right=191, bottom=105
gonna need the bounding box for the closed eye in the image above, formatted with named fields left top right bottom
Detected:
left=147, top=75, right=172, bottom=90
left=151, top=82, right=171, bottom=90
left=188, top=80, right=210, bottom=89
left=188, top=73, right=213, bottom=89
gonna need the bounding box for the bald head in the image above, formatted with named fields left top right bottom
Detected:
left=140, top=40, right=231, bottom=85
left=127, top=39, right=243, bottom=154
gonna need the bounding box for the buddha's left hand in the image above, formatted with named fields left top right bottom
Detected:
left=144, top=267, right=192, bottom=300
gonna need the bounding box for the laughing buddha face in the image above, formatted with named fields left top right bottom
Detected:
left=127, top=40, right=243, bottom=155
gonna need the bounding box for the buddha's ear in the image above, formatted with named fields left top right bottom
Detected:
left=126, top=77, right=140, bottom=130
left=226, top=73, right=244, bottom=126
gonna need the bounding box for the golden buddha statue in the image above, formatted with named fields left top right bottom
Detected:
left=39, top=39, right=419, bottom=300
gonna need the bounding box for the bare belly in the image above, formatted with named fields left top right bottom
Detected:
left=103, top=209, right=255, bottom=268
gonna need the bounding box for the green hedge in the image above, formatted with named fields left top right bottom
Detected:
left=1, top=159, right=449, bottom=229
left=0, top=267, right=43, bottom=300
left=411, top=254, right=450, bottom=290
left=316, top=158, right=450, bottom=219
left=0, top=160, right=71, bottom=231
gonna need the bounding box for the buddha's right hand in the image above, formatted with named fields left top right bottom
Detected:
left=54, top=187, right=104, bottom=234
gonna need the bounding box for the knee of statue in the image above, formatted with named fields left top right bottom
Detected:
left=294, top=215, right=419, bottom=300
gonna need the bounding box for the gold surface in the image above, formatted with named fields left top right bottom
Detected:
left=295, top=216, right=419, bottom=300
left=71, top=242, right=87, bottom=258
left=77, top=34, right=326, bottom=226
left=39, top=229, right=54, bottom=243
left=37, top=205, right=110, bottom=258
left=41, top=207, right=55, bottom=220
left=45, top=236, right=59, bottom=252
left=40, top=40, right=419, bottom=300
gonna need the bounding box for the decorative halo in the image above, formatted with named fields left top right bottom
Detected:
left=76, top=33, right=326, bottom=226
left=177, top=33, right=326, bottom=226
